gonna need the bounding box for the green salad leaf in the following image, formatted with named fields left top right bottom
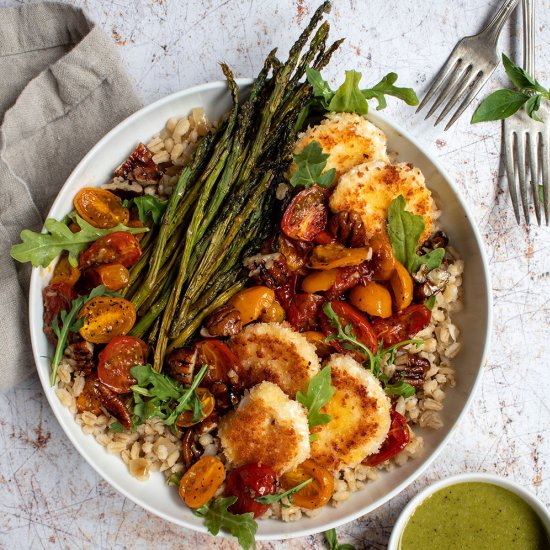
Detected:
left=328, top=70, right=370, bottom=115
left=123, top=195, right=168, bottom=225
left=129, top=364, right=207, bottom=427
left=109, top=421, right=124, bottom=433
left=424, top=295, right=437, bottom=310
left=255, top=478, right=313, bottom=505
left=290, top=140, right=336, bottom=188
left=10, top=214, right=148, bottom=268
left=387, top=195, right=445, bottom=274
left=306, top=66, right=333, bottom=107
left=296, top=366, right=336, bottom=430
left=194, top=497, right=257, bottom=550
left=324, top=528, right=357, bottom=550
left=362, top=72, right=419, bottom=110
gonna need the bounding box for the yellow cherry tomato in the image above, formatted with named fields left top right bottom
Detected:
left=390, top=261, right=414, bottom=310
left=78, top=296, right=136, bottom=344
left=259, top=300, right=286, bottom=323
left=51, top=254, right=80, bottom=287
left=301, top=269, right=339, bottom=293
left=74, top=188, right=129, bottom=229
left=369, top=232, right=396, bottom=281
left=229, top=286, right=275, bottom=324
left=308, top=243, right=371, bottom=270
left=176, top=388, right=215, bottom=427
left=179, top=456, right=225, bottom=509
left=349, top=282, right=392, bottom=318
left=280, top=459, right=334, bottom=510
left=303, top=331, right=332, bottom=358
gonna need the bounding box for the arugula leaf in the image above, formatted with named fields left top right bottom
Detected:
left=194, top=497, right=257, bottom=550
left=362, top=72, right=419, bottom=110
left=124, top=196, right=168, bottom=225
left=129, top=364, right=207, bottom=427
left=306, top=67, right=333, bottom=108
left=296, top=366, right=335, bottom=429
left=50, top=285, right=117, bottom=385
left=167, top=472, right=183, bottom=486
left=328, top=70, right=370, bottom=115
left=109, top=421, right=124, bottom=433
left=290, top=141, right=336, bottom=188
left=11, top=214, right=148, bottom=268
left=324, top=528, right=357, bottom=550
left=382, top=379, right=416, bottom=398
left=255, top=478, right=313, bottom=505
left=424, top=295, right=437, bottom=310
left=387, top=195, right=445, bottom=274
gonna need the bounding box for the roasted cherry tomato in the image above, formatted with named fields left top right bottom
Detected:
left=78, top=264, right=130, bottom=293
left=179, top=456, right=226, bottom=509
left=225, top=463, right=277, bottom=518
left=308, top=243, right=371, bottom=270
left=280, top=459, right=334, bottom=509
left=79, top=231, right=141, bottom=270
left=51, top=254, right=80, bottom=287
left=42, top=282, right=75, bottom=344
left=230, top=286, right=275, bottom=325
left=126, top=219, right=147, bottom=241
left=363, top=410, right=410, bottom=466
left=390, top=261, right=414, bottom=310
left=74, top=187, right=129, bottom=229
left=287, top=293, right=325, bottom=332
left=368, top=232, right=396, bottom=281
left=301, top=269, right=339, bottom=293
left=313, top=230, right=337, bottom=245
left=78, top=296, right=136, bottom=344
left=195, top=340, right=241, bottom=386
left=279, top=234, right=310, bottom=272
left=281, top=185, right=327, bottom=242
left=76, top=376, right=102, bottom=415
left=303, top=331, right=333, bottom=358
left=97, top=335, right=147, bottom=393
left=320, top=301, right=378, bottom=358
left=349, top=282, right=392, bottom=318
left=176, top=388, right=215, bottom=427
left=371, top=304, right=432, bottom=347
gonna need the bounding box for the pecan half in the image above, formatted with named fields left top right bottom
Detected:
left=414, top=267, right=451, bottom=301
left=165, top=348, right=196, bottom=385
left=96, top=382, right=132, bottom=429
left=210, top=382, right=243, bottom=412
left=64, top=340, right=95, bottom=374
left=182, top=429, right=203, bottom=469
left=205, top=305, right=242, bottom=337
left=328, top=211, right=367, bottom=247
left=420, top=230, right=449, bottom=254
left=392, top=355, right=430, bottom=389
left=114, top=143, right=161, bottom=184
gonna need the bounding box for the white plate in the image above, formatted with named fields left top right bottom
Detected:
left=29, top=79, right=492, bottom=540
left=388, top=473, right=550, bottom=549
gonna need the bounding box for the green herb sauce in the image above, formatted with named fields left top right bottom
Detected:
left=400, top=482, right=550, bottom=550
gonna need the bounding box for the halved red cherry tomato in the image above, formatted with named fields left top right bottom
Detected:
left=179, top=456, right=225, bottom=508
left=286, top=293, right=325, bottom=332
left=78, top=296, right=136, bottom=344
left=74, top=188, right=129, bottom=229
left=281, top=185, right=327, bottom=242
left=320, top=301, right=378, bottom=358
left=225, top=463, right=277, bottom=518
left=195, top=340, right=241, bottom=386
left=280, top=459, right=334, bottom=509
left=97, top=335, right=148, bottom=393
left=43, top=282, right=76, bottom=344
left=79, top=231, right=141, bottom=270
left=51, top=254, right=80, bottom=287
left=363, top=410, right=410, bottom=466
left=78, top=264, right=130, bottom=293
left=371, top=304, right=432, bottom=347
left=313, top=230, right=337, bottom=245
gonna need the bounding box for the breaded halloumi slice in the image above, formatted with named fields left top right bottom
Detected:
left=230, top=323, right=320, bottom=397
left=329, top=160, right=434, bottom=243
left=218, top=381, right=310, bottom=475
left=291, top=113, right=389, bottom=181
left=310, top=354, right=391, bottom=472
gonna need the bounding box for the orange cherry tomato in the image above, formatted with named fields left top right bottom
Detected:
left=51, top=254, right=80, bottom=287
left=98, top=336, right=148, bottom=394
left=78, top=296, right=136, bottom=344
left=79, top=232, right=141, bottom=270
left=349, top=282, right=393, bottom=318
left=308, top=243, right=371, bottom=270
left=281, top=185, right=327, bottom=242
left=301, top=268, right=339, bottom=293
left=369, top=232, right=396, bottom=281
left=390, top=261, right=414, bottom=310
left=229, top=286, right=275, bottom=324
left=179, top=456, right=225, bottom=509
left=195, top=340, right=241, bottom=386
left=74, top=188, right=129, bottom=229
left=363, top=410, right=410, bottom=466
left=280, top=459, right=334, bottom=509
left=79, top=264, right=130, bottom=292
left=176, top=388, right=216, bottom=427
left=303, top=331, right=332, bottom=358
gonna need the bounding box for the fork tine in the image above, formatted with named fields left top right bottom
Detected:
left=516, top=131, right=530, bottom=224
left=505, top=129, right=521, bottom=223
left=434, top=65, right=474, bottom=127
left=424, top=61, right=467, bottom=120
left=541, top=130, right=550, bottom=224
left=528, top=132, right=541, bottom=225
left=416, top=54, right=460, bottom=114
left=444, top=70, right=489, bottom=130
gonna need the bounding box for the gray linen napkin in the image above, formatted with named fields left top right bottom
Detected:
left=0, top=2, right=141, bottom=391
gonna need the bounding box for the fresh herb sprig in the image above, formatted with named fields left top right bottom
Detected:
left=129, top=363, right=207, bottom=427
left=10, top=214, right=148, bottom=268
left=472, top=54, right=549, bottom=123
left=387, top=195, right=445, bottom=274
left=193, top=497, right=258, bottom=550
left=322, top=302, right=420, bottom=398
left=255, top=478, right=314, bottom=505
left=290, top=141, right=336, bottom=188
left=324, top=528, right=357, bottom=550
left=296, top=366, right=336, bottom=436
left=123, top=196, right=168, bottom=225
left=50, top=285, right=117, bottom=385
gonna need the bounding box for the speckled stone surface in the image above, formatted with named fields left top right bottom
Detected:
left=1, top=0, right=549, bottom=548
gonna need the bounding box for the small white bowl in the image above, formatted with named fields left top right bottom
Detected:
left=388, top=473, right=550, bottom=549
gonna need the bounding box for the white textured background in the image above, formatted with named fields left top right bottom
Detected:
left=1, top=0, right=549, bottom=548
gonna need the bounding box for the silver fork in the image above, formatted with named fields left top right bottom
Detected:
left=417, top=0, right=519, bottom=130
left=504, top=0, right=549, bottom=225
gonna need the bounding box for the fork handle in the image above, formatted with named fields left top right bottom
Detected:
left=523, top=0, right=535, bottom=76
left=481, top=0, right=520, bottom=44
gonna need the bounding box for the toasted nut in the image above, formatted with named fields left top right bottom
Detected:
left=205, top=305, right=243, bottom=336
